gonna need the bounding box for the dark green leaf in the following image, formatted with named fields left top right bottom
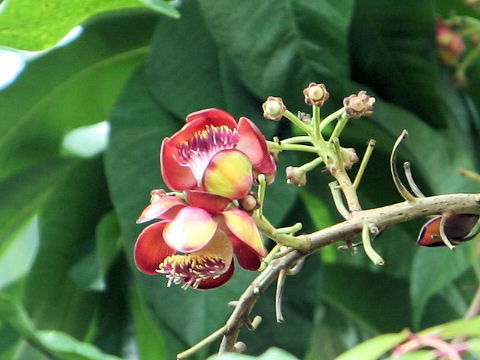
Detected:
left=24, top=156, right=111, bottom=338
left=410, top=242, right=472, bottom=327
left=349, top=0, right=441, bottom=126
left=319, top=264, right=413, bottom=333
left=69, top=211, right=123, bottom=291
left=199, top=0, right=355, bottom=101
left=0, top=158, right=75, bottom=255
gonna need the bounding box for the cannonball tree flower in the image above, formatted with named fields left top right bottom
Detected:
left=134, top=190, right=268, bottom=289
left=417, top=213, right=480, bottom=247
left=161, top=108, right=276, bottom=201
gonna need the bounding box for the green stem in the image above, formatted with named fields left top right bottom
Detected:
left=299, top=156, right=324, bottom=172
left=267, top=142, right=319, bottom=153
left=352, top=139, right=375, bottom=190
left=272, top=222, right=303, bottom=235
left=362, top=223, right=384, bottom=265
left=319, top=108, right=345, bottom=132
left=276, top=136, right=313, bottom=145
left=177, top=326, right=227, bottom=359
left=259, top=244, right=281, bottom=271
left=255, top=215, right=310, bottom=251
left=283, top=110, right=312, bottom=134
left=256, top=174, right=267, bottom=217
left=329, top=113, right=349, bottom=141
left=329, top=181, right=350, bottom=219
left=312, top=105, right=323, bottom=140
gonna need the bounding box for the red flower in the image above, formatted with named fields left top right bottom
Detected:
left=161, top=108, right=276, bottom=200
left=134, top=190, right=268, bottom=289
left=417, top=214, right=479, bottom=247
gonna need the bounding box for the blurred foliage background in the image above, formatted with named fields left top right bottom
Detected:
left=1, top=0, right=480, bottom=359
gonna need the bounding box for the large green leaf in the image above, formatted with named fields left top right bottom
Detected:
left=319, top=264, right=413, bottom=333
left=0, top=10, right=157, bottom=179
left=0, top=0, right=176, bottom=50
left=198, top=0, right=355, bottom=103
left=410, top=245, right=472, bottom=327
left=0, top=158, right=76, bottom=254
left=349, top=0, right=441, bottom=126
left=0, top=296, right=124, bottom=360
left=24, top=156, right=111, bottom=338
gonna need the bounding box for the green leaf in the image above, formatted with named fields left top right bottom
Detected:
left=131, top=284, right=168, bottom=360
left=0, top=216, right=39, bottom=290
left=319, top=264, right=413, bottom=333
left=24, top=156, right=111, bottom=338
left=334, top=330, right=410, bottom=360
left=69, top=211, right=123, bottom=291
left=420, top=316, right=480, bottom=338
left=198, top=0, right=355, bottom=101
left=0, top=295, right=124, bottom=360
left=349, top=0, right=441, bottom=126
left=146, top=0, right=226, bottom=117
left=0, top=0, right=175, bottom=50
left=0, top=158, right=76, bottom=254
left=37, top=330, right=124, bottom=360
left=0, top=11, right=157, bottom=178
left=410, top=245, right=471, bottom=327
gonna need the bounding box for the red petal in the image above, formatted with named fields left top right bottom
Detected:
left=160, top=138, right=197, bottom=191
left=417, top=216, right=443, bottom=247
left=236, top=117, right=269, bottom=168
left=136, top=195, right=186, bottom=223
left=134, top=221, right=176, bottom=275
left=164, top=206, right=218, bottom=252
left=197, top=261, right=235, bottom=289
left=185, top=108, right=237, bottom=129
left=202, top=149, right=253, bottom=200
left=222, top=209, right=267, bottom=270
left=185, top=190, right=231, bottom=213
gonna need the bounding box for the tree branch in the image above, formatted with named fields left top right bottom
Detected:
left=219, top=193, right=480, bottom=354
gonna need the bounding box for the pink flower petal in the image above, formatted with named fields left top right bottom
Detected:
left=202, top=149, right=253, bottom=200
left=236, top=117, right=269, bottom=168
left=134, top=221, right=176, bottom=275
left=185, top=108, right=237, bottom=129
left=222, top=209, right=267, bottom=270
left=136, top=195, right=186, bottom=223
left=164, top=206, right=218, bottom=252
left=160, top=138, right=197, bottom=191
left=185, top=190, right=231, bottom=213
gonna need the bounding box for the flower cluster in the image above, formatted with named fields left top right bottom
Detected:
left=134, top=109, right=276, bottom=289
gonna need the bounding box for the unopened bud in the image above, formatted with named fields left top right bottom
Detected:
left=262, top=96, right=286, bottom=121
left=239, top=193, right=259, bottom=212
left=286, top=166, right=307, bottom=186
left=303, top=82, right=329, bottom=107
left=341, top=148, right=359, bottom=170
left=150, top=189, right=167, bottom=203
left=343, top=91, right=375, bottom=118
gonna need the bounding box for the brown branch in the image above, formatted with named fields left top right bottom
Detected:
left=177, top=192, right=480, bottom=358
